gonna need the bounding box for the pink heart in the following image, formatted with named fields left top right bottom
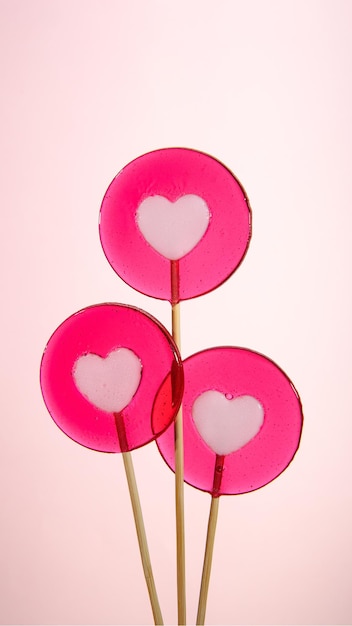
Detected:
left=136, top=194, right=210, bottom=260
left=192, top=391, right=264, bottom=455
left=72, top=348, right=142, bottom=413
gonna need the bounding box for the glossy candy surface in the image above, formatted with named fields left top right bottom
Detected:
left=99, top=148, right=251, bottom=302
left=157, top=347, right=303, bottom=496
left=40, top=304, right=183, bottom=453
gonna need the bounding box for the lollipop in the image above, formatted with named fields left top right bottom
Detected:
left=99, top=148, right=251, bottom=304
left=40, top=303, right=183, bottom=625
left=99, top=148, right=251, bottom=623
left=156, top=347, right=303, bottom=624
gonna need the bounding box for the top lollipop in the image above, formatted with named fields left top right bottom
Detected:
left=99, top=148, right=251, bottom=303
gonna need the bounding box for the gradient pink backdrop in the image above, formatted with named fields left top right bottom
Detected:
left=1, top=1, right=351, bottom=624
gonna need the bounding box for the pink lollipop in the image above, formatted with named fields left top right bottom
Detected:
left=157, top=347, right=303, bottom=624
left=40, top=303, right=183, bottom=625
left=99, top=147, right=251, bottom=304
left=99, top=148, right=251, bottom=623
left=40, top=303, right=183, bottom=453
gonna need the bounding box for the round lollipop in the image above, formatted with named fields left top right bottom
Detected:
left=99, top=148, right=251, bottom=304
left=156, top=347, right=303, bottom=624
left=40, top=303, right=184, bottom=625
left=99, top=148, right=251, bottom=622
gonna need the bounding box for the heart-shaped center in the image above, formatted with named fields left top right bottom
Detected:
left=136, top=194, right=210, bottom=260
left=72, top=348, right=142, bottom=413
left=192, top=391, right=264, bottom=456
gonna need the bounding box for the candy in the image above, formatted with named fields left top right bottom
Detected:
left=157, top=346, right=303, bottom=496
left=99, top=148, right=251, bottom=303
left=41, top=146, right=303, bottom=626
left=40, top=302, right=184, bottom=625
left=40, top=303, right=183, bottom=453
left=156, top=346, right=303, bottom=624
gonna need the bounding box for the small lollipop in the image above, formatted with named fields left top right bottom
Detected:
left=156, top=347, right=303, bottom=624
left=40, top=303, right=183, bottom=625
left=99, top=148, right=251, bottom=622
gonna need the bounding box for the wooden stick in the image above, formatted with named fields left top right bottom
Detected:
left=175, top=403, right=186, bottom=623
left=114, top=412, right=163, bottom=625
left=196, top=455, right=224, bottom=625
left=121, top=450, right=164, bottom=625
left=171, top=260, right=186, bottom=625
left=172, top=303, right=186, bottom=625
left=196, top=496, right=220, bottom=625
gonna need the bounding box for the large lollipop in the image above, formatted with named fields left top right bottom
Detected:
left=99, top=148, right=251, bottom=623
left=156, top=347, right=303, bottom=624
left=40, top=303, right=183, bottom=624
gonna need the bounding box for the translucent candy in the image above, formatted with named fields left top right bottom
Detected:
left=99, top=148, right=251, bottom=303
left=157, top=347, right=303, bottom=496
left=40, top=303, right=183, bottom=453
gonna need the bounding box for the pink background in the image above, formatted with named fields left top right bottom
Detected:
left=1, top=1, right=351, bottom=624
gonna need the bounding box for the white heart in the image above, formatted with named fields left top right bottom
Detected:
left=192, top=391, right=264, bottom=456
left=136, top=194, right=210, bottom=260
left=72, top=348, right=142, bottom=413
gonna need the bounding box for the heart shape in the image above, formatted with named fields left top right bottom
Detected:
left=72, top=348, right=142, bottom=413
left=192, top=391, right=264, bottom=456
left=136, top=194, right=210, bottom=260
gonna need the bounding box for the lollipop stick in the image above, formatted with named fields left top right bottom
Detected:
left=174, top=396, right=186, bottom=625
left=196, top=496, right=220, bottom=625
left=171, top=260, right=186, bottom=625
left=121, top=452, right=164, bottom=625
left=196, top=455, right=224, bottom=625
left=114, top=413, right=164, bottom=625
